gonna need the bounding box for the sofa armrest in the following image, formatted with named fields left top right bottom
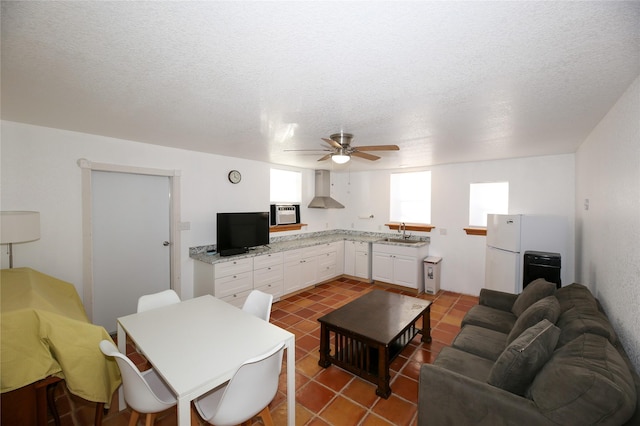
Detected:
left=479, top=288, right=518, bottom=312
left=418, top=364, right=552, bottom=426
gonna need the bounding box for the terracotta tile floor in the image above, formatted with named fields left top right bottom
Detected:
left=50, top=278, right=477, bottom=426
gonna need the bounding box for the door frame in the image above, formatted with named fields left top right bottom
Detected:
left=78, top=158, right=181, bottom=322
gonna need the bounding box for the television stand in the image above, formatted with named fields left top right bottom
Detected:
left=219, top=248, right=248, bottom=257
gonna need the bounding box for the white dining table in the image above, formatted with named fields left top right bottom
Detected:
left=117, top=295, right=295, bottom=426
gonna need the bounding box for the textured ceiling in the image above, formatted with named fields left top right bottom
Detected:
left=2, top=1, right=639, bottom=171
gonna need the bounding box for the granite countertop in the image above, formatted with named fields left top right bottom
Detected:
left=190, top=229, right=429, bottom=265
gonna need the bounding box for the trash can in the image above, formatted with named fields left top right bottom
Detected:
left=523, top=251, right=561, bottom=289
left=424, top=256, right=442, bottom=295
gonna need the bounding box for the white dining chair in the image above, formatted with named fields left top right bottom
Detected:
left=99, top=340, right=177, bottom=426
left=193, top=342, right=285, bottom=426
left=137, top=289, right=181, bottom=313
left=242, top=289, right=273, bottom=321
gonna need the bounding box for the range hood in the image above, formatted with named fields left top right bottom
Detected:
left=308, top=170, right=345, bottom=209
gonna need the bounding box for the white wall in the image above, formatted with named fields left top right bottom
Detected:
left=0, top=120, right=576, bottom=301
left=575, top=75, right=640, bottom=372
left=332, top=155, right=576, bottom=295
left=0, top=121, right=284, bottom=299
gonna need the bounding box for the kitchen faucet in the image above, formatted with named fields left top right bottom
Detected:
left=399, top=222, right=410, bottom=239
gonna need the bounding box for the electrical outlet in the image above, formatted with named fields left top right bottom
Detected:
left=178, top=221, right=191, bottom=231
left=439, top=228, right=447, bottom=235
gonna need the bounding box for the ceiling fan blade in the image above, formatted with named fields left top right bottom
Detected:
left=322, top=138, right=342, bottom=149
left=351, top=151, right=380, bottom=161
left=284, top=149, right=331, bottom=152
left=317, top=154, right=332, bottom=161
left=353, top=144, right=400, bottom=151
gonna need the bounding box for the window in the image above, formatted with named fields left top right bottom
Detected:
left=469, top=182, right=508, bottom=227
left=390, top=171, right=431, bottom=224
left=270, top=169, right=301, bottom=203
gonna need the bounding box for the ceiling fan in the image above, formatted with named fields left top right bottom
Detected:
left=315, top=133, right=400, bottom=164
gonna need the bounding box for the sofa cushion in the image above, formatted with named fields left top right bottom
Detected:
left=461, top=304, right=517, bottom=334
left=554, top=282, right=598, bottom=313
left=488, top=319, right=560, bottom=396
left=511, top=278, right=557, bottom=317
left=452, top=325, right=508, bottom=361
left=433, top=346, right=494, bottom=383
left=507, top=296, right=561, bottom=344
left=557, top=307, right=618, bottom=347
left=527, top=333, right=637, bottom=425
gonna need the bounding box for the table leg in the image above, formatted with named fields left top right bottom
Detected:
left=116, top=323, right=127, bottom=410
left=177, top=397, right=190, bottom=426
left=286, top=336, right=296, bottom=426
left=318, top=324, right=331, bottom=368
left=421, top=307, right=432, bottom=343
left=375, top=345, right=391, bottom=399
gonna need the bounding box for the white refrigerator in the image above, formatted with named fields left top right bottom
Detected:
left=485, top=214, right=567, bottom=294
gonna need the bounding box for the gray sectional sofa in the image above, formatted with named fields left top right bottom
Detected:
left=418, top=279, right=640, bottom=425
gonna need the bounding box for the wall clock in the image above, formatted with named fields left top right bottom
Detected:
left=228, top=170, right=241, bottom=184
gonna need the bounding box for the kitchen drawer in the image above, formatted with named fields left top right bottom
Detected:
left=254, top=263, right=283, bottom=287
left=316, top=242, right=337, bottom=255
left=253, top=252, right=283, bottom=269
left=214, top=257, right=253, bottom=277
left=255, top=280, right=283, bottom=299
left=283, top=249, right=302, bottom=263
left=220, top=289, right=251, bottom=308
left=301, top=246, right=318, bottom=258
left=318, top=264, right=337, bottom=281
left=318, top=251, right=337, bottom=267
left=214, top=271, right=253, bottom=298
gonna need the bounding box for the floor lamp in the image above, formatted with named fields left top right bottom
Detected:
left=0, top=211, right=40, bottom=268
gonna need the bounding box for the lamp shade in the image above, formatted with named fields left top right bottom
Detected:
left=331, top=154, right=350, bottom=164
left=1, top=211, right=41, bottom=244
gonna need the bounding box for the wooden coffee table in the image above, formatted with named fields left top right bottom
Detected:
left=318, top=290, right=431, bottom=398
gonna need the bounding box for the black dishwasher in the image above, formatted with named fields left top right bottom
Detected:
left=523, top=251, right=561, bottom=289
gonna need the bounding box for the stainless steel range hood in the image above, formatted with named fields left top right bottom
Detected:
left=308, top=170, right=344, bottom=209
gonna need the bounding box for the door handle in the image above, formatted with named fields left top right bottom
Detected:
left=163, top=241, right=170, bottom=246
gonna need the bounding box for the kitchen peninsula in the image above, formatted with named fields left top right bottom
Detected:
left=190, top=230, right=430, bottom=306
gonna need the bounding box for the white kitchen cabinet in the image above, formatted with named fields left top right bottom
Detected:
left=283, top=246, right=318, bottom=293
left=317, top=250, right=337, bottom=282
left=194, top=256, right=254, bottom=306
left=283, top=249, right=303, bottom=294
left=253, top=252, right=284, bottom=300
left=300, top=246, right=318, bottom=288
left=372, top=243, right=429, bottom=292
left=344, top=241, right=356, bottom=275
left=316, top=242, right=342, bottom=283
left=344, top=240, right=371, bottom=280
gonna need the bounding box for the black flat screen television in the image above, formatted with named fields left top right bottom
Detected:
left=217, top=212, right=270, bottom=256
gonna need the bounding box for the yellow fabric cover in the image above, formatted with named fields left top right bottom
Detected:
left=1, top=267, right=121, bottom=403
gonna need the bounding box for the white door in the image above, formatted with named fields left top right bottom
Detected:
left=485, top=246, right=520, bottom=294
left=92, top=171, right=171, bottom=333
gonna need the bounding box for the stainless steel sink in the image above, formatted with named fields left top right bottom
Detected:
left=378, top=238, right=422, bottom=244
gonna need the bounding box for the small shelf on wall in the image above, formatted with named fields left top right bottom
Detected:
left=385, top=223, right=434, bottom=232
left=463, top=227, right=487, bottom=236
left=270, top=224, right=307, bottom=233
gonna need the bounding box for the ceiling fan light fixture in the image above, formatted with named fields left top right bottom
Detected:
left=332, top=153, right=350, bottom=164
